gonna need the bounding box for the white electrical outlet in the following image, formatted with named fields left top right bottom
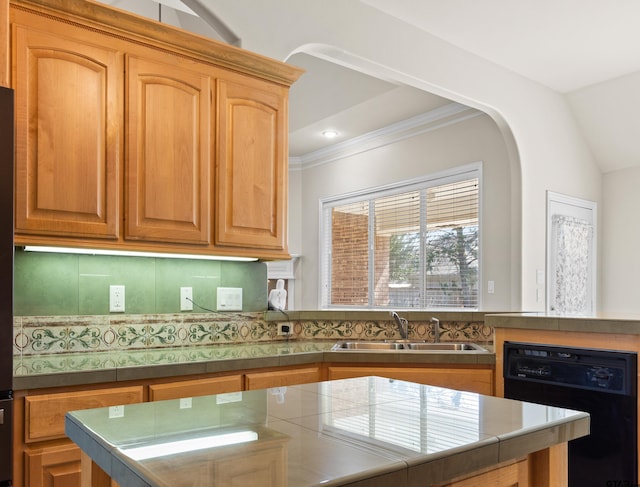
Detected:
left=216, top=287, right=243, bottom=311
left=180, top=287, right=193, bottom=311
left=109, top=285, right=125, bottom=312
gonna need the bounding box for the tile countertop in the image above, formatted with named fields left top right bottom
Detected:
left=13, top=340, right=495, bottom=390
left=486, top=312, right=640, bottom=334
left=65, top=376, right=589, bottom=487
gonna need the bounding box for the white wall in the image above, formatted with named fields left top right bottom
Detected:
left=602, top=167, right=640, bottom=315
left=291, top=113, right=512, bottom=309
left=206, top=0, right=602, bottom=311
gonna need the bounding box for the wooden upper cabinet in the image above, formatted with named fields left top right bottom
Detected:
left=10, top=0, right=303, bottom=257
left=12, top=20, right=121, bottom=239
left=216, top=74, right=288, bottom=252
left=125, top=54, right=211, bottom=245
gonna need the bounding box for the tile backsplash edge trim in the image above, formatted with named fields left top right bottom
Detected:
left=13, top=313, right=494, bottom=357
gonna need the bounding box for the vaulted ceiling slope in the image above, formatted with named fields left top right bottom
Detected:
left=99, top=0, right=640, bottom=174
left=361, top=0, right=640, bottom=174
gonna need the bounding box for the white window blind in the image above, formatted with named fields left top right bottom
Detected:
left=425, top=179, right=479, bottom=308
left=321, top=165, right=480, bottom=309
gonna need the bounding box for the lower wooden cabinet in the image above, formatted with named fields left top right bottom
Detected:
left=14, top=362, right=495, bottom=487
left=24, top=442, right=80, bottom=487
left=326, top=365, right=494, bottom=395
left=440, top=458, right=528, bottom=487
left=245, top=366, right=321, bottom=390
left=19, top=385, right=142, bottom=487
left=149, top=375, right=243, bottom=401
left=24, top=386, right=144, bottom=443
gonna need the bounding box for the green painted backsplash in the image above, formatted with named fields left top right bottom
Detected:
left=14, top=250, right=268, bottom=316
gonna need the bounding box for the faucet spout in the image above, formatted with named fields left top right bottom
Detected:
left=430, top=317, right=440, bottom=343
left=391, top=311, right=408, bottom=340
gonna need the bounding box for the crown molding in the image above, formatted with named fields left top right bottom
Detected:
left=289, top=102, right=481, bottom=171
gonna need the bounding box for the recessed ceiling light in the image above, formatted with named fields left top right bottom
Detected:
left=322, top=130, right=338, bottom=139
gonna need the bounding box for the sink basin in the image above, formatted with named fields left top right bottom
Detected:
left=333, top=341, right=406, bottom=350
left=331, top=341, right=487, bottom=352
left=405, top=342, right=485, bottom=351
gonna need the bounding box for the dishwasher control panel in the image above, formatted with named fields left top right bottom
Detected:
left=505, top=342, right=637, bottom=394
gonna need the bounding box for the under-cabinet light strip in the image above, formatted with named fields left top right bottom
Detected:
left=22, top=246, right=258, bottom=262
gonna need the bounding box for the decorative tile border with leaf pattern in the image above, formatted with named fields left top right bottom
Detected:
left=13, top=313, right=493, bottom=357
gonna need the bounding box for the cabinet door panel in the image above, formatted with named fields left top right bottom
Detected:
left=216, top=75, right=288, bottom=251
left=25, top=442, right=80, bottom=487
left=126, top=55, right=211, bottom=244
left=326, top=366, right=494, bottom=395
left=149, top=375, right=242, bottom=401
left=13, top=23, right=120, bottom=238
left=442, top=459, right=528, bottom=487
left=24, top=386, right=143, bottom=443
left=245, top=367, right=320, bottom=390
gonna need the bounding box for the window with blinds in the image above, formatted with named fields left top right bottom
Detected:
left=321, top=165, right=480, bottom=309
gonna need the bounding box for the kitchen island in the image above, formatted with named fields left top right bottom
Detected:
left=65, top=376, right=589, bottom=487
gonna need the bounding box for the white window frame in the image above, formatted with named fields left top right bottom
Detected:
left=319, top=162, right=483, bottom=310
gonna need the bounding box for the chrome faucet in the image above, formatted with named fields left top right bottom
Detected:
left=430, top=317, right=440, bottom=343
left=390, top=311, right=408, bottom=340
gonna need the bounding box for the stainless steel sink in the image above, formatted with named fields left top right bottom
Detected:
left=332, top=341, right=406, bottom=350
left=405, top=342, right=485, bottom=351
left=331, top=341, right=487, bottom=352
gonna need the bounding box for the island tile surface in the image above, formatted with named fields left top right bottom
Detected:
left=66, top=376, right=589, bottom=487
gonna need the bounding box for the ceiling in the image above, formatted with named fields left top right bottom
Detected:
left=362, top=0, right=640, bottom=94
left=287, top=53, right=454, bottom=158
left=101, top=0, right=640, bottom=173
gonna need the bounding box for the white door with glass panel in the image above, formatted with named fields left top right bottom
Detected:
left=546, top=191, right=596, bottom=315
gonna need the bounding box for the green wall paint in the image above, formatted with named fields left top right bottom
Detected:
left=14, top=250, right=268, bottom=316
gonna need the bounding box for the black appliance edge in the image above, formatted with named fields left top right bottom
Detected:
left=0, top=85, right=15, bottom=486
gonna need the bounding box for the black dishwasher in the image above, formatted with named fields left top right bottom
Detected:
left=504, top=342, right=637, bottom=487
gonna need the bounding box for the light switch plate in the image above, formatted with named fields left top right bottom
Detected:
left=217, top=287, right=243, bottom=311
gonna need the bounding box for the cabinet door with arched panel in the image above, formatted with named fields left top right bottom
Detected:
left=13, top=17, right=121, bottom=240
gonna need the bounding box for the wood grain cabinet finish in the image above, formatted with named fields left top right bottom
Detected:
left=24, top=442, right=81, bottom=487
left=24, top=386, right=143, bottom=443
left=10, top=0, right=302, bottom=259
left=125, top=53, right=212, bottom=245
left=216, top=74, right=288, bottom=251
left=244, top=366, right=321, bottom=390
left=19, top=386, right=142, bottom=487
left=326, top=366, right=494, bottom=395
left=12, top=19, right=121, bottom=240
left=442, top=458, right=528, bottom=487
left=148, top=375, right=242, bottom=401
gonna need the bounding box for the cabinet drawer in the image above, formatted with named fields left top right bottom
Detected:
left=326, top=367, right=494, bottom=395
left=149, top=375, right=243, bottom=401
left=244, top=367, right=321, bottom=390
left=25, top=386, right=143, bottom=442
